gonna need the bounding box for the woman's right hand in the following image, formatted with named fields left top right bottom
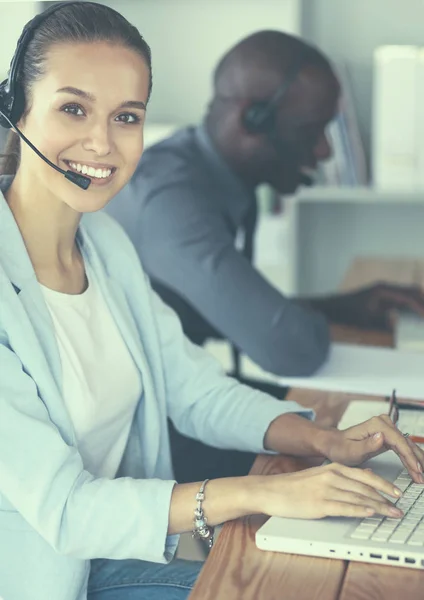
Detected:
left=251, top=462, right=404, bottom=520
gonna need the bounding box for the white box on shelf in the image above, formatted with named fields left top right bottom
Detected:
left=372, top=46, right=420, bottom=190
left=416, top=49, right=424, bottom=189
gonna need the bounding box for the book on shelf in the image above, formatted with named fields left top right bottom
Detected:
left=318, top=61, right=368, bottom=187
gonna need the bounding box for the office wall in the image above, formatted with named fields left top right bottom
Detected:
left=302, top=0, right=424, bottom=162
left=0, top=1, right=38, bottom=79
left=0, top=1, right=38, bottom=150
left=2, top=0, right=301, bottom=150
left=6, top=1, right=423, bottom=155
left=101, top=0, right=301, bottom=125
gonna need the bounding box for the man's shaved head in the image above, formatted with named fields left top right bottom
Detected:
left=213, top=30, right=334, bottom=101
left=205, top=30, right=340, bottom=195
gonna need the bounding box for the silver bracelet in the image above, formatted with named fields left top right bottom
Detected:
left=192, top=478, right=214, bottom=550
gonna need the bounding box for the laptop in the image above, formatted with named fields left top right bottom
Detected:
left=256, top=400, right=424, bottom=569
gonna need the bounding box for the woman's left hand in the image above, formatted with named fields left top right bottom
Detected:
left=325, top=414, right=424, bottom=483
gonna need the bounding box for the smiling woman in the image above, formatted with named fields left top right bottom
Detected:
left=0, top=2, right=204, bottom=600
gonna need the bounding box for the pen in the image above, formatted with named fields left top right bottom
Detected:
left=407, top=435, right=424, bottom=444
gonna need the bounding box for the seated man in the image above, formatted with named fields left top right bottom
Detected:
left=104, top=31, right=424, bottom=481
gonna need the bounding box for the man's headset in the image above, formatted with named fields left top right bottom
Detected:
left=242, top=51, right=314, bottom=186
left=0, top=1, right=114, bottom=190
left=242, top=51, right=309, bottom=135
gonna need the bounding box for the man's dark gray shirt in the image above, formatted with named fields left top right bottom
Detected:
left=104, top=124, right=330, bottom=376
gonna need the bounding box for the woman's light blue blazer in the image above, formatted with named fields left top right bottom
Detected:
left=0, top=175, right=314, bottom=600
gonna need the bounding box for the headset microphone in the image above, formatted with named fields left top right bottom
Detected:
left=242, top=49, right=316, bottom=188
left=299, top=172, right=314, bottom=187
left=267, top=130, right=314, bottom=187
left=0, top=108, right=91, bottom=190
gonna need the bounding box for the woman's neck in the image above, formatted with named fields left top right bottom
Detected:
left=5, top=171, right=86, bottom=293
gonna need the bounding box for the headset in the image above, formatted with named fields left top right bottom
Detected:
left=0, top=1, right=111, bottom=190
left=242, top=51, right=315, bottom=186
left=242, top=51, right=309, bottom=135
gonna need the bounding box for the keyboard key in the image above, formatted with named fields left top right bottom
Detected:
left=362, top=518, right=383, bottom=525
left=404, top=514, right=421, bottom=521
left=395, top=527, right=415, bottom=535
left=389, top=535, right=409, bottom=544
left=371, top=533, right=390, bottom=542
left=378, top=529, right=398, bottom=536
left=407, top=537, right=424, bottom=546
left=351, top=530, right=372, bottom=540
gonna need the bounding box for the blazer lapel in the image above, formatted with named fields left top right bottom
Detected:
left=0, top=188, right=76, bottom=442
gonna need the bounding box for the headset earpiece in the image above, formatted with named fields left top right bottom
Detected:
left=0, top=79, right=25, bottom=130
left=242, top=50, right=309, bottom=136
left=0, top=79, right=13, bottom=129
left=9, top=82, right=25, bottom=128
left=243, top=101, right=277, bottom=135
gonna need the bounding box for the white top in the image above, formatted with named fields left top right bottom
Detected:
left=40, top=263, right=142, bottom=478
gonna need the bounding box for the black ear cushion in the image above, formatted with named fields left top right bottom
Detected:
left=0, top=80, right=25, bottom=130
left=0, top=80, right=13, bottom=129
left=9, top=82, right=25, bottom=126
left=243, top=102, right=276, bottom=134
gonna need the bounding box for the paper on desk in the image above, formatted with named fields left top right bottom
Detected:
left=278, top=343, right=424, bottom=400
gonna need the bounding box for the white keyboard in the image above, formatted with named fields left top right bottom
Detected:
left=349, top=469, right=424, bottom=546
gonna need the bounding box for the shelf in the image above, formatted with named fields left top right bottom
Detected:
left=291, top=186, right=424, bottom=204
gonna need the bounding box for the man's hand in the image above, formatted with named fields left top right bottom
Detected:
left=323, top=414, right=424, bottom=483
left=308, top=283, right=424, bottom=330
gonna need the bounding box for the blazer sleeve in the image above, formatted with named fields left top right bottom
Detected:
left=0, top=336, right=178, bottom=563
left=149, top=289, right=315, bottom=452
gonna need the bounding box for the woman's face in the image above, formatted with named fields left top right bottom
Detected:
left=17, top=40, right=150, bottom=213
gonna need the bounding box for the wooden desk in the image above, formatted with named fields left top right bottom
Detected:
left=189, top=259, right=424, bottom=600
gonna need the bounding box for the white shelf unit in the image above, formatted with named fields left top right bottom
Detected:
left=283, top=186, right=424, bottom=296
left=294, top=186, right=424, bottom=204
